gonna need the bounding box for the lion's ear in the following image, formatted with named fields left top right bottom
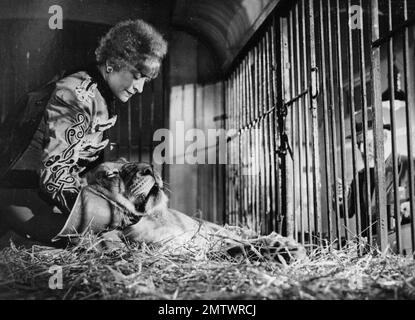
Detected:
left=116, top=157, right=128, bottom=164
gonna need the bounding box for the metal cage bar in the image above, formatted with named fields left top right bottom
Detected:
left=357, top=0, right=373, bottom=246
left=300, top=0, right=313, bottom=245
left=318, top=0, right=334, bottom=244
left=288, top=8, right=297, bottom=241
left=370, top=0, right=388, bottom=250
left=347, top=0, right=363, bottom=247
left=271, top=15, right=282, bottom=235
left=386, top=0, right=402, bottom=253
left=402, top=0, right=415, bottom=253
left=237, top=63, right=242, bottom=227
left=326, top=0, right=341, bottom=248
left=308, top=0, right=323, bottom=245
left=335, top=0, right=350, bottom=244
left=294, top=2, right=305, bottom=244
left=265, top=28, right=276, bottom=233
left=261, top=35, right=270, bottom=234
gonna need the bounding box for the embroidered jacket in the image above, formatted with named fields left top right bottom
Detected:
left=12, top=67, right=117, bottom=214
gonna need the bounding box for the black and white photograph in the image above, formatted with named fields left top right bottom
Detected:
left=0, top=0, right=415, bottom=304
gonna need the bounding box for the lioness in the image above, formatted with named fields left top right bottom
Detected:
left=55, top=160, right=306, bottom=263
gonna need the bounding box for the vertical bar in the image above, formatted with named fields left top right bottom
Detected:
left=234, top=70, right=238, bottom=225
left=230, top=75, right=237, bottom=224
left=347, top=0, right=362, bottom=245
left=247, top=52, right=254, bottom=230
left=242, top=57, right=248, bottom=228
left=295, top=2, right=305, bottom=245
left=235, top=66, right=239, bottom=226
left=127, top=100, right=132, bottom=160
left=117, top=101, right=122, bottom=159
left=258, top=38, right=266, bottom=233
left=319, top=0, right=334, bottom=244
left=403, top=0, right=415, bottom=253
left=242, top=57, right=248, bottom=227
left=271, top=15, right=281, bottom=234
left=264, top=30, right=270, bottom=232
left=357, top=0, right=373, bottom=246
left=226, top=82, right=230, bottom=224
left=268, top=29, right=275, bottom=232
left=228, top=78, right=232, bottom=225
left=138, top=95, right=143, bottom=162
left=386, top=0, right=402, bottom=252
left=232, top=72, right=237, bottom=225
left=327, top=0, right=342, bottom=248
left=240, top=64, right=245, bottom=226
left=233, top=76, right=236, bottom=226
left=260, top=34, right=269, bottom=234
left=236, top=73, right=239, bottom=227
left=240, top=60, right=245, bottom=227
left=250, top=54, right=255, bottom=230
left=195, top=89, right=201, bottom=218
left=370, top=0, right=388, bottom=250
left=335, top=0, right=350, bottom=244
left=237, top=64, right=242, bottom=226
left=309, top=0, right=323, bottom=244
left=229, top=81, right=233, bottom=224
left=196, top=85, right=202, bottom=220
left=228, top=77, right=232, bottom=224
left=281, top=16, right=294, bottom=237
left=255, top=42, right=263, bottom=232
left=301, top=0, right=313, bottom=244
left=288, top=8, right=297, bottom=240
left=220, top=84, right=225, bottom=225
left=249, top=49, right=254, bottom=230
left=254, top=45, right=261, bottom=233
left=247, top=52, right=251, bottom=229
left=266, top=26, right=276, bottom=233
left=258, top=39, right=264, bottom=233
left=262, top=34, right=271, bottom=234
left=233, top=70, right=237, bottom=226
left=161, top=61, right=169, bottom=182
left=234, top=78, right=237, bottom=226
left=240, top=63, right=243, bottom=228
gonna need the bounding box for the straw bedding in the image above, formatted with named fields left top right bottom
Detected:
left=0, top=231, right=414, bottom=300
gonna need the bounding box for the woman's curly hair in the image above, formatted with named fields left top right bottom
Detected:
left=95, top=19, right=167, bottom=79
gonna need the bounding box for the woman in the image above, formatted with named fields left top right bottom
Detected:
left=0, top=19, right=167, bottom=244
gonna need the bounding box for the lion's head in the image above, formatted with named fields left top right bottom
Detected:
left=86, top=159, right=168, bottom=214
left=119, top=162, right=167, bottom=213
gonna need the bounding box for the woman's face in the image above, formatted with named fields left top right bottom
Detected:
left=106, top=66, right=151, bottom=103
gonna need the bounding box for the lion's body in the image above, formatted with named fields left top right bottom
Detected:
left=58, top=160, right=306, bottom=262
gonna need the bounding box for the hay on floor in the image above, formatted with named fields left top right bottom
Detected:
left=0, top=232, right=414, bottom=300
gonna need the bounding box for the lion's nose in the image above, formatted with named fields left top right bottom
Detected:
left=142, top=167, right=153, bottom=176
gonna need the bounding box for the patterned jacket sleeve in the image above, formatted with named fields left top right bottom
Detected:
left=39, top=76, right=113, bottom=214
